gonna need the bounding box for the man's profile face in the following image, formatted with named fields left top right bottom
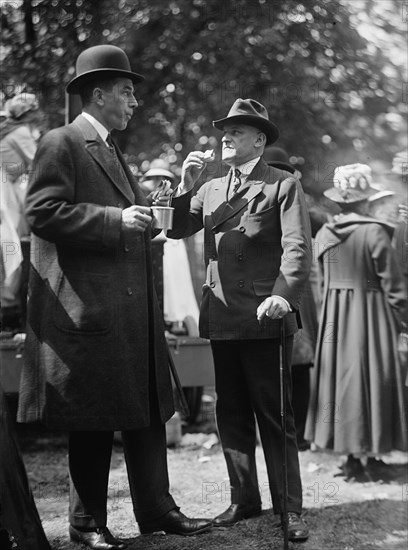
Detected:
left=221, top=123, right=264, bottom=166
left=99, top=78, right=137, bottom=131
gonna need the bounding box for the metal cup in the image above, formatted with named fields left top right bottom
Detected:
left=151, top=206, right=174, bottom=230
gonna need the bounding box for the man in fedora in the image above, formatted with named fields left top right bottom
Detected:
left=17, top=44, right=212, bottom=549
left=166, top=98, right=312, bottom=541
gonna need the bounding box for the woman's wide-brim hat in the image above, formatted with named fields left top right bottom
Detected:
left=66, top=45, right=144, bottom=94
left=213, top=98, right=279, bottom=145
left=324, top=163, right=394, bottom=204
left=5, top=93, right=39, bottom=119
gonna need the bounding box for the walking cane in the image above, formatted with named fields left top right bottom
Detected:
left=279, top=318, right=289, bottom=550
left=167, top=343, right=190, bottom=419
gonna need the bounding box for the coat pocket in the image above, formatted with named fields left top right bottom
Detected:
left=53, top=271, right=113, bottom=334
left=253, top=278, right=276, bottom=296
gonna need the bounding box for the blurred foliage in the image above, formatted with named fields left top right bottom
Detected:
left=1, top=0, right=406, bottom=191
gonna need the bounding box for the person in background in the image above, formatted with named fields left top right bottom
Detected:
left=0, top=93, right=45, bottom=330
left=305, top=163, right=407, bottom=482
left=165, top=98, right=312, bottom=542
left=16, top=45, right=211, bottom=550
left=140, top=160, right=200, bottom=331
left=263, top=146, right=319, bottom=451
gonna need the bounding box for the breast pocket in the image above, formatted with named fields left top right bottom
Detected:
left=53, top=272, right=113, bottom=334
left=244, top=205, right=279, bottom=238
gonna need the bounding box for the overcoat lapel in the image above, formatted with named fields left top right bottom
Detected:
left=73, top=115, right=135, bottom=204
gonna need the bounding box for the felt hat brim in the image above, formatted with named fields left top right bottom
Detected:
left=213, top=114, right=279, bottom=146
left=66, top=69, right=144, bottom=94
left=267, top=161, right=296, bottom=174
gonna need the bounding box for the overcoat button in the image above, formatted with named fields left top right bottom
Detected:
left=238, top=280, right=245, bottom=287
left=237, top=254, right=243, bottom=261
left=124, top=245, right=130, bottom=252
left=117, top=202, right=123, bottom=208
left=210, top=282, right=216, bottom=288
left=127, top=287, right=133, bottom=295
left=239, top=226, right=246, bottom=233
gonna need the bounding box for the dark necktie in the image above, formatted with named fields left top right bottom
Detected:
left=106, top=134, right=128, bottom=181
left=231, top=168, right=242, bottom=195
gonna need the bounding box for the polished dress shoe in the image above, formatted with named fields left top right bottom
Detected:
left=213, top=503, right=262, bottom=527
left=281, top=512, right=309, bottom=542
left=69, top=526, right=127, bottom=549
left=139, top=509, right=212, bottom=536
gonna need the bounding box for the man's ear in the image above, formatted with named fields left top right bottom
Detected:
left=92, top=87, right=104, bottom=106
left=255, top=132, right=267, bottom=148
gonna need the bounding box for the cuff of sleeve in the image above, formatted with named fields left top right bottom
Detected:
left=273, top=295, right=292, bottom=312
left=103, top=206, right=122, bottom=249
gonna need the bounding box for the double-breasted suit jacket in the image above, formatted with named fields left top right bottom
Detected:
left=17, top=115, right=174, bottom=431
left=168, top=158, right=312, bottom=339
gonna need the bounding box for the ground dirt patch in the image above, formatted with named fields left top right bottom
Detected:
left=15, top=410, right=408, bottom=550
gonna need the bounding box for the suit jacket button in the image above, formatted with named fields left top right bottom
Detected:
left=239, top=226, right=246, bottom=233
left=124, top=245, right=130, bottom=252
left=117, top=202, right=123, bottom=208
left=238, top=280, right=245, bottom=288
left=237, top=253, right=243, bottom=261
left=127, top=287, right=133, bottom=295
left=210, top=282, right=216, bottom=288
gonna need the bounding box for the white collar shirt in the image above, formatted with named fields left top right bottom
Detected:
left=81, top=112, right=110, bottom=146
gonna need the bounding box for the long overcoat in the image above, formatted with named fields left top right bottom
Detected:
left=17, top=115, right=174, bottom=431
left=168, top=159, right=312, bottom=339
left=305, top=214, right=407, bottom=454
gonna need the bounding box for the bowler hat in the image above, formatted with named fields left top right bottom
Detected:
left=66, top=45, right=144, bottom=94
left=213, top=98, right=279, bottom=145
left=263, top=146, right=296, bottom=173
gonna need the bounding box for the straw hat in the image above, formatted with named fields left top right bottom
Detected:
left=324, top=163, right=394, bottom=204
left=5, top=93, right=39, bottom=119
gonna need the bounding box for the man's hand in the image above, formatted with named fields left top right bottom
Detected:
left=257, top=296, right=290, bottom=322
left=151, top=180, right=173, bottom=206
left=179, top=151, right=208, bottom=194
left=121, top=206, right=152, bottom=232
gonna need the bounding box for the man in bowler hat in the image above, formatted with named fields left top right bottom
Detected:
left=166, top=99, right=312, bottom=541
left=17, top=45, right=211, bottom=549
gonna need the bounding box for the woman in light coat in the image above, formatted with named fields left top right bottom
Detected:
left=0, top=94, right=44, bottom=322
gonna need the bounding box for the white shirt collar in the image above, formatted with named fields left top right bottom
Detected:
left=81, top=112, right=110, bottom=145
left=235, top=157, right=261, bottom=180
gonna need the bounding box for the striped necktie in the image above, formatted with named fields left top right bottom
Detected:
left=232, top=168, right=242, bottom=194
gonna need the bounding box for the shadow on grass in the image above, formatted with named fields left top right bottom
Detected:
left=124, top=500, right=407, bottom=550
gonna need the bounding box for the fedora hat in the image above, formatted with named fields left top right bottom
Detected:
left=66, top=45, right=144, bottom=94
left=213, top=98, right=279, bottom=145
left=324, top=163, right=393, bottom=204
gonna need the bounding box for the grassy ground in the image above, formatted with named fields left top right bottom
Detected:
left=15, top=409, right=408, bottom=550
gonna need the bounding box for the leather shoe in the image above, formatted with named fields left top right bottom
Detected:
left=281, top=512, right=309, bottom=542
left=139, top=509, right=212, bottom=536
left=69, top=526, right=127, bottom=549
left=213, top=503, right=262, bottom=527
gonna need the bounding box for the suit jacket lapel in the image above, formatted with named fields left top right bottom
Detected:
left=211, top=160, right=268, bottom=230
left=73, top=115, right=136, bottom=204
